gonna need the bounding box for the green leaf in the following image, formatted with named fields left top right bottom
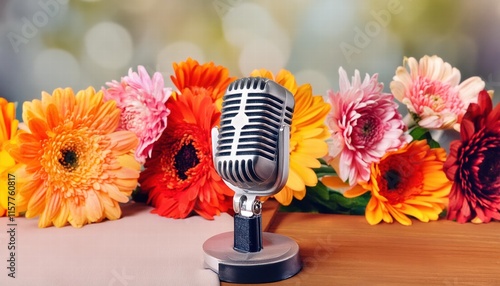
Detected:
left=409, top=126, right=428, bottom=141
left=328, top=191, right=370, bottom=215
left=409, top=126, right=440, bottom=148
left=314, top=166, right=336, bottom=177
left=131, top=186, right=148, bottom=203
left=427, top=136, right=441, bottom=148
left=282, top=180, right=371, bottom=215
left=317, top=158, right=329, bottom=165
left=315, top=181, right=330, bottom=201
left=283, top=158, right=371, bottom=215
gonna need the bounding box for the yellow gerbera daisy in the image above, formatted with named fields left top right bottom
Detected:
left=8, top=87, right=141, bottom=228
left=0, top=98, right=23, bottom=217
left=250, top=69, right=331, bottom=205
left=344, top=140, right=452, bottom=225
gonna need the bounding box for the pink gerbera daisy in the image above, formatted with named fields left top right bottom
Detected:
left=390, top=55, right=485, bottom=131
left=103, top=66, right=172, bottom=163
left=327, top=67, right=410, bottom=185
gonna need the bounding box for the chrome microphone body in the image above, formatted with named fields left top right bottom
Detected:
left=212, top=77, right=295, bottom=217
left=204, top=78, right=302, bottom=282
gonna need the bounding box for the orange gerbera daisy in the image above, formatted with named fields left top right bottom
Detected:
left=139, top=88, right=233, bottom=219
left=8, top=87, right=140, bottom=228
left=0, top=98, right=23, bottom=217
left=170, top=57, right=237, bottom=106
left=250, top=69, right=331, bottom=205
left=344, top=140, right=451, bottom=225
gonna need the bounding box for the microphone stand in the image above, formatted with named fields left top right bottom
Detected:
left=204, top=81, right=302, bottom=283
left=203, top=194, right=302, bottom=283
left=203, top=127, right=302, bottom=283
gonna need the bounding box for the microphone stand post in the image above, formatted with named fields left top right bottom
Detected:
left=233, top=196, right=263, bottom=253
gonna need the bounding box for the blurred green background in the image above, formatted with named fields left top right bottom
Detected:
left=1, top=0, right=499, bottom=117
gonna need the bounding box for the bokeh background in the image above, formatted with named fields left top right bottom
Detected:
left=1, top=0, right=499, bottom=118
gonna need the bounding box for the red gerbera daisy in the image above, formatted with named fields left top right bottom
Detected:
left=444, top=90, right=500, bottom=223
left=139, top=88, right=233, bottom=219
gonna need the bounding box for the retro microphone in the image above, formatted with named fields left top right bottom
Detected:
left=203, top=77, right=302, bottom=283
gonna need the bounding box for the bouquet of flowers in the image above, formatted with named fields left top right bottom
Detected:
left=0, top=55, right=498, bottom=228
left=312, top=55, right=499, bottom=225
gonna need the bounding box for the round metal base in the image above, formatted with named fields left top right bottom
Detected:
left=203, top=231, right=301, bottom=283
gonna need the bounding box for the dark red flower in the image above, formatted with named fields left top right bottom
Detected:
left=139, top=88, right=233, bottom=219
left=444, top=90, right=500, bottom=223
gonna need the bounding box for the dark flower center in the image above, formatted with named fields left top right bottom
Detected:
left=378, top=154, right=424, bottom=204
left=478, top=146, right=500, bottom=186
left=174, top=141, right=200, bottom=180
left=353, top=114, right=383, bottom=146
left=384, top=169, right=401, bottom=190
left=59, top=148, right=78, bottom=171
left=361, top=116, right=376, bottom=136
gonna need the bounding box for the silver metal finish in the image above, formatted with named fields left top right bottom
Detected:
left=204, top=77, right=301, bottom=283
left=213, top=77, right=294, bottom=197
left=203, top=231, right=302, bottom=283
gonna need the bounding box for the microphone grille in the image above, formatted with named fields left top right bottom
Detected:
left=218, top=77, right=293, bottom=160
left=215, top=77, right=294, bottom=188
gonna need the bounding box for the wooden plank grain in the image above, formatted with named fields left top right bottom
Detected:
left=223, top=212, right=500, bottom=286
left=269, top=213, right=500, bottom=286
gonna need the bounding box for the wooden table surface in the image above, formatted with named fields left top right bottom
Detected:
left=222, top=200, right=500, bottom=286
